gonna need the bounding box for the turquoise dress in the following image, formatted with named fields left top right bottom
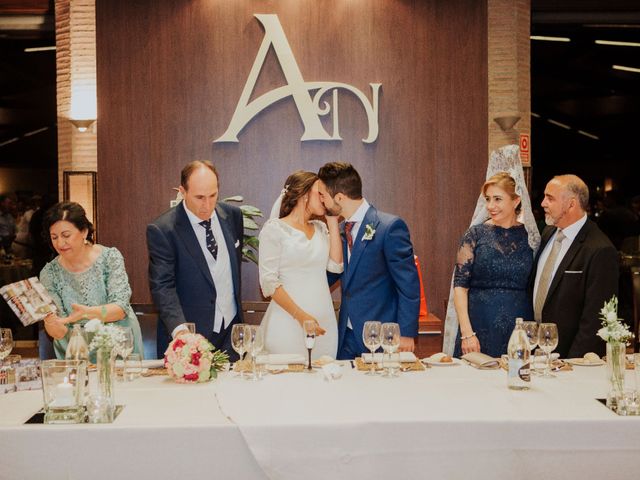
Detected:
left=39, top=246, right=144, bottom=360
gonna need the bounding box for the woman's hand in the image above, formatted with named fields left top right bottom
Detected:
left=461, top=335, right=481, bottom=354
left=297, top=312, right=326, bottom=336
left=43, top=314, right=70, bottom=339
left=68, top=303, right=92, bottom=323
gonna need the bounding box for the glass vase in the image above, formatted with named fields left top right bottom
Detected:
left=94, top=347, right=116, bottom=422
left=606, top=341, right=626, bottom=412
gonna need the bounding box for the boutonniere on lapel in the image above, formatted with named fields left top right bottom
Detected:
left=362, top=223, right=376, bottom=241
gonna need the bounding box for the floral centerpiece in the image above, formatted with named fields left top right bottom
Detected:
left=596, top=295, right=634, bottom=411
left=164, top=333, right=229, bottom=383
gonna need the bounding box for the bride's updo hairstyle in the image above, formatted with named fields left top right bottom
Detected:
left=482, top=171, right=521, bottom=214
left=279, top=171, right=319, bottom=218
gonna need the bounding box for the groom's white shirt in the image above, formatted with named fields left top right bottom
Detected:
left=345, top=198, right=370, bottom=329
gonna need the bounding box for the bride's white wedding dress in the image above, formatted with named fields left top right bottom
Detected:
left=258, top=219, right=342, bottom=359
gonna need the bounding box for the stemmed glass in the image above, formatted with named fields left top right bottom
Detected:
left=537, top=323, right=559, bottom=378
left=246, top=325, right=264, bottom=381
left=362, top=321, right=382, bottom=375
left=116, top=326, right=134, bottom=381
left=380, top=323, right=400, bottom=377
left=522, top=321, right=539, bottom=374
left=0, top=328, right=14, bottom=366
left=231, top=324, right=249, bottom=377
left=303, top=320, right=316, bottom=372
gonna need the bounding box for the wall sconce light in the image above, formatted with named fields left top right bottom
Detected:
left=70, top=119, right=96, bottom=132
left=493, top=115, right=521, bottom=131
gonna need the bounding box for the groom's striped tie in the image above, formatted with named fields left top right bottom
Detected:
left=534, top=230, right=566, bottom=322
left=344, top=221, right=356, bottom=251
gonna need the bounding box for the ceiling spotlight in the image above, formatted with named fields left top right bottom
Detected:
left=547, top=119, right=571, bottom=130
left=24, top=46, right=56, bottom=53
left=613, top=64, right=640, bottom=73
left=577, top=130, right=599, bottom=140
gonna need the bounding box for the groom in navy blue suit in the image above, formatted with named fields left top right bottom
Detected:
left=318, top=163, right=420, bottom=359
left=147, top=161, right=244, bottom=359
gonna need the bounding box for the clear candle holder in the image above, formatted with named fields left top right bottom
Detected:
left=40, top=359, right=86, bottom=424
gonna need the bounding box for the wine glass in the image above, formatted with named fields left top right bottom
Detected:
left=362, top=321, right=382, bottom=375
left=116, top=326, right=134, bottom=381
left=246, top=325, right=264, bottom=381
left=537, top=323, right=558, bottom=378
left=231, top=324, right=249, bottom=377
left=380, top=323, right=400, bottom=377
left=522, top=321, right=539, bottom=373
left=0, top=328, right=14, bottom=365
left=303, top=320, right=316, bottom=372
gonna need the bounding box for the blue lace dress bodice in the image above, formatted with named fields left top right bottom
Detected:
left=453, top=223, right=534, bottom=358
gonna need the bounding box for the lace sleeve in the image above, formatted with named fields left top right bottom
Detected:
left=311, top=221, right=344, bottom=274
left=39, top=261, right=65, bottom=314
left=258, top=220, right=283, bottom=298
left=103, top=248, right=133, bottom=311
left=453, top=228, right=477, bottom=289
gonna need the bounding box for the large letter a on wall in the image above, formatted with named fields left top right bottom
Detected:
left=214, top=14, right=380, bottom=144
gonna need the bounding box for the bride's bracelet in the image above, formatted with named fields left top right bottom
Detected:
left=460, top=332, right=476, bottom=341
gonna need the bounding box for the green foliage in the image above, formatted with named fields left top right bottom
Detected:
left=224, top=195, right=263, bottom=264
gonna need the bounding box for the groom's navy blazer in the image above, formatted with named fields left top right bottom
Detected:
left=146, top=201, right=244, bottom=356
left=329, top=205, right=420, bottom=356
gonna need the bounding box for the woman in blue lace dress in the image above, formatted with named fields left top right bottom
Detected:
left=39, top=202, right=143, bottom=360
left=453, top=173, right=534, bottom=358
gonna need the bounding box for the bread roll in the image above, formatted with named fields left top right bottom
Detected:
left=583, top=352, right=600, bottom=363
left=440, top=355, right=453, bottom=363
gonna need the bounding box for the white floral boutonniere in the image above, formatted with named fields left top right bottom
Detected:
left=362, top=223, right=376, bottom=241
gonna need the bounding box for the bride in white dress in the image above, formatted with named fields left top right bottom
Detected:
left=258, top=171, right=343, bottom=359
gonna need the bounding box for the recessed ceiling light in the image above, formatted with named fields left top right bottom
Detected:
left=547, top=119, right=571, bottom=130
left=531, top=112, right=541, bottom=118
left=577, top=130, right=599, bottom=140
left=530, top=36, right=571, bottom=42
left=595, top=40, right=640, bottom=47
left=24, top=46, right=56, bottom=53
left=612, top=64, right=640, bottom=73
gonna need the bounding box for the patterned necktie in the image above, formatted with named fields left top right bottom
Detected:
left=199, top=219, right=218, bottom=260
left=533, top=230, right=566, bottom=321
left=344, top=221, right=356, bottom=251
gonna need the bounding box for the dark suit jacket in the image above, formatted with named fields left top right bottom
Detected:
left=531, top=219, right=618, bottom=358
left=328, top=205, right=420, bottom=356
left=146, top=202, right=244, bottom=356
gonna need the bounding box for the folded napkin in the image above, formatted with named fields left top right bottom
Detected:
left=321, top=363, right=343, bottom=380
left=361, top=352, right=417, bottom=363
left=114, top=359, right=165, bottom=369
left=255, top=354, right=306, bottom=365
left=461, top=352, right=500, bottom=369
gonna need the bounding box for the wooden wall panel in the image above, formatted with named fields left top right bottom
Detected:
left=96, top=0, right=488, bottom=319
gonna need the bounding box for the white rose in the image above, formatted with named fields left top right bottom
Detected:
left=606, top=312, right=618, bottom=323
left=84, top=318, right=102, bottom=333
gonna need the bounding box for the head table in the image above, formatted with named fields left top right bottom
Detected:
left=0, top=362, right=638, bottom=480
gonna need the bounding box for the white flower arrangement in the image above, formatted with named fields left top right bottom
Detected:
left=85, top=319, right=126, bottom=353
left=596, top=296, right=634, bottom=344
left=362, top=224, right=376, bottom=241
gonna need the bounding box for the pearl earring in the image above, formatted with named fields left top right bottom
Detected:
left=84, top=238, right=89, bottom=245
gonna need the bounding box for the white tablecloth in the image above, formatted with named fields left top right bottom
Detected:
left=1, top=363, right=639, bottom=480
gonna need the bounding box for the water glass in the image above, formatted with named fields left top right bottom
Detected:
left=533, top=349, right=547, bottom=376
left=246, top=325, right=264, bottom=381
left=40, top=359, right=86, bottom=424
left=86, top=394, right=114, bottom=424
left=124, top=353, right=142, bottom=381
left=380, top=323, right=400, bottom=377
left=362, top=321, right=382, bottom=375
left=522, top=321, right=538, bottom=355
left=231, top=324, right=249, bottom=376
left=537, top=323, right=558, bottom=378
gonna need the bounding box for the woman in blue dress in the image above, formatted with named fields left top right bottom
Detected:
left=39, top=202, right=143, bottom=360
left=453, top=172, right=534, bottom=358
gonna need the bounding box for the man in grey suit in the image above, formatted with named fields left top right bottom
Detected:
left=532, top=174, right=618, bottom=358
left=147, top=161, right=244, bottom=359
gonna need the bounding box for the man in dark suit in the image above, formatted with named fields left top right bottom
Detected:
left=532, top=174, right=618, bottom=358
left=318, top=162, right=420, bottom=359
left=147, top=161, right=244, bottom=359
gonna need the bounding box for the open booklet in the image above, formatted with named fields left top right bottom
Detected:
left=0, top=277, right=57, bottom=326
left=461, top=351, right=500, bottom=370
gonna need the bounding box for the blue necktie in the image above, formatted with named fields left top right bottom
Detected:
left=199, top=219, right=218, bottom=260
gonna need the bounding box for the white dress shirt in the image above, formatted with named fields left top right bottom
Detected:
left=172, top=204, right=237, bottom=337
left=345, top=198, right=370, bottom=329
left=533, top=214, right=588, bottom=302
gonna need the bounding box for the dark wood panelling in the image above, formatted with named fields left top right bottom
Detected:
left=96, top=0, right=487, bottom=320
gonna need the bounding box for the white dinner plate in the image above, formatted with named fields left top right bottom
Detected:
left=566, top=358, right=605, bottom=367
left=422, top=358, right=461, bottom=367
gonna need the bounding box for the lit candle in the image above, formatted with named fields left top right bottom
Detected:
left=52, top=376, right=75, bottom=408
